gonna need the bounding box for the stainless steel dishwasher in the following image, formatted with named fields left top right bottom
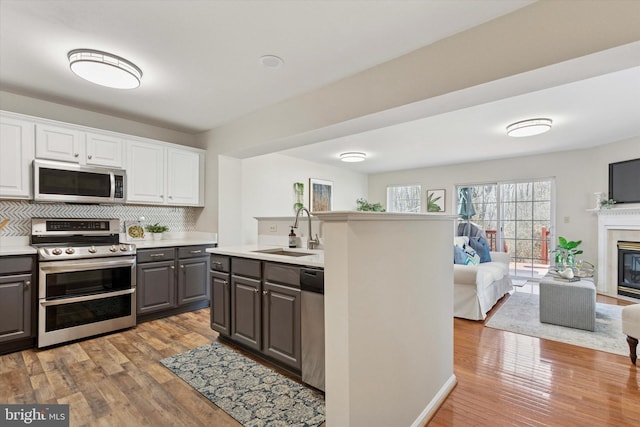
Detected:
left=300, top=267, right=325, bottom=392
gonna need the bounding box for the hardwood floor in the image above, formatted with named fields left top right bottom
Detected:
left=1, top=290, right=638, bottom=426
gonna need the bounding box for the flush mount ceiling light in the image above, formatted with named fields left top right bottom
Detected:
left=340, top=152, right=367, bottom=162
left=506, top=118, right=553, bottom=137
left=68, top=49, right=142, bottom=89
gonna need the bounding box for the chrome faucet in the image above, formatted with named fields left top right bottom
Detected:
left=293, top=206, right=320, bottom=250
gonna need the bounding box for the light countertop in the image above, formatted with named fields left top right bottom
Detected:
left=207, top=245, right=324, bottom=268
left=0, top=237, right=36, bottom=256
left=0, top=234, right=217, bottom=257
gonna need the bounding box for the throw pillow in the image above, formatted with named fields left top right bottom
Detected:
left=469, top=236, right=492, bottom=263
left=454, top=245, right=467, bottom=264
left=463, top=245, right=481, bottom=265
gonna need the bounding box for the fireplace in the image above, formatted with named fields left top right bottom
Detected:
left=596, top=206, right=640, bottom=301
left=618, top=241, right=640, bottom=299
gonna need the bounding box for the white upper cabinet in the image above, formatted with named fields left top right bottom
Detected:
left=127, top=141, right=204, bottom=207
left=126, top=140, right=166, bottom=204
left=167, top=148, right=202, bottom=206
left=85, top=132, right=124, bottom=167
left=36, top=123, right=123, bottom=168
left=0, top=115, right=35, bottom=199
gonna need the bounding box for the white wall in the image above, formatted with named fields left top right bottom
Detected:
left=239, top=153, right=368, bottom=245
left=368, top=136, right=640, bottom=272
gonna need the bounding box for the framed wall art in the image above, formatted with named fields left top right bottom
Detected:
left=309, top=178, right=333, bottom=212
left=426, top=189, right=445, bottom=212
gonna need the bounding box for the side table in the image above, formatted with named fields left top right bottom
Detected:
left=539, top=278, right=596, bottom=331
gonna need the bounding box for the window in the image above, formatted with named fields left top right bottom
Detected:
left=456, top=179, right=554, bottom=279
left=387, top=185, right=421, bottom=213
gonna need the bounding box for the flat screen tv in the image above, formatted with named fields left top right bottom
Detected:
left=609, top=158, right=640, bottom=204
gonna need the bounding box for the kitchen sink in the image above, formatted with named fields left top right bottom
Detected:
left=251, top=248, right=312, bottom=257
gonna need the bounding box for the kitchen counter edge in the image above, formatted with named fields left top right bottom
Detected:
left=207, top=246, right=324, bottom=268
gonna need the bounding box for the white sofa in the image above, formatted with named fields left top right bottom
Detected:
left=454, top=237, right=513, bottom=320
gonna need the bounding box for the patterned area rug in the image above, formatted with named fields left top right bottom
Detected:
left=161, top=341, right=325, bottom=427
left=485, top=292, right=628, bottom=356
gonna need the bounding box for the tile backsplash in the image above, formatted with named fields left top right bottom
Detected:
left=0, top=200, right=198, bottom=236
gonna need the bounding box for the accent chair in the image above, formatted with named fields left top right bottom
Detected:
left=622, top=304, right=640, bottom=365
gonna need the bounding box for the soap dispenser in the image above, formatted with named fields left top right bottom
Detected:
left=288, top=228, right=297, bottom=248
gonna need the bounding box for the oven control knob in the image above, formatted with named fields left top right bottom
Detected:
left=65, top=248, right=75, bottom=255
left=88, top=246, right=97, bottom=254
left=109, top=245, right=118, bottom=252
left=52, top=248, right=63, bottom=255
left=119, top=245, right=129, bottom=252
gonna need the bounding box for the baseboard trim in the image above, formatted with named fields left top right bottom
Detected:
left=410, top=374, right=457, bottom=427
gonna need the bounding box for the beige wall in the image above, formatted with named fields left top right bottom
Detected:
left=368, top=137, right=640, bottom=270
left=0, top=90, right=198, bottom=148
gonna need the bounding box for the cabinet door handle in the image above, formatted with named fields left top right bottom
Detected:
left=88, top=154, right=92, bottom=159
left=212, top=261, right=223, bottom=267
left=74, top=153, right=79, bottom=158
left=253, top=289, right=259, bottom=294
left=150, top=253, right=165, bottom=257
left=180, top=265, right=185, bottom=269
left=25, top=280, right=31, bottom=290
left=189, top=250, right=202, bottom=254
left=222, top=280, right=228, bottom=285
left=262, top=290, right=268, bottom=296
left=169, top=195, right=173, bottom=199
left=170, top=265, right=175, bottom=270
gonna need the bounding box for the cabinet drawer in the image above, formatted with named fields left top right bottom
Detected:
left=210, top=255, right=230, bottom=272
left=137, top=248, right=176, bottom=263
left=178, top=245, right=212, bottom=259
left=0, top=256, right=33, bottom=275
left=232, top=258, right=261, bottom=279
left=264, top=262, right=300, bottom=288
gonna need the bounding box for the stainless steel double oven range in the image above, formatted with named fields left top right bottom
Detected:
left=32, top=218, right=136, bottom=348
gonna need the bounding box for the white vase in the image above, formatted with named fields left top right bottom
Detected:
left=150, top=232, right=163, bottom=240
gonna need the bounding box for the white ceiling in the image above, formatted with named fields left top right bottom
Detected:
left=1, top=0, right=639, bottom=175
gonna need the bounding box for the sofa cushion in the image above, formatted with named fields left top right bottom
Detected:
left=469, top=236, right=492, bottom=263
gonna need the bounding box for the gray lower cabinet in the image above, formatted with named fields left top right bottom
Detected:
left=0, top=256, right=36, bottom=354
left=262, top=281, right=301, bottom=370
left=231, top=274, right=262, bottom=351
left=215, top=256, right=302, bottom=371
left=210, top=254, right=231, bottom=336
left=137, top=245, right=211, bottom=320
left=210, top=270, right=231, bottom=336
left=137, top=259, right=176, bottom=315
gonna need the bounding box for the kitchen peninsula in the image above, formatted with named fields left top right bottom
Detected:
left=209, top=211, right=456, bottom=426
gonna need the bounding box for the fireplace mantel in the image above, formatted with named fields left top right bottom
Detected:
left=595, top=205, right=640, bottom=299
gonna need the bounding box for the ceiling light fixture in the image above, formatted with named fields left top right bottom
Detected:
left=506, top=118, right=553, bottom=137
left=68, top=49, right=142, bottom=89
left=340, top=152, right=367, bottom=162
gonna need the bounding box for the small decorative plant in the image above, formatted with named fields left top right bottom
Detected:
left=356, top=198, right=385, bottom=212
left=551, top=236, right=583, bottom=270
left=600, top=199, right=616, bottom=209
left=145, top=223, right=169, bottom=233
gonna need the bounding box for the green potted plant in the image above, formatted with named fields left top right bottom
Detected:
left=356, top=198, right=385, bottom=212
left=145, top=223, right=169, bottom=240
left=551, top=236, right=583, bottom=271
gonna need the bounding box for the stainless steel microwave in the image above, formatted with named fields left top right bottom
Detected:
left=33, top=159, right=126, bottom=204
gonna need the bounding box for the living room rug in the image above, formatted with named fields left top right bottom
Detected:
left=161, top=341, right=325, bottom=427
left=485, top=291, right=628, bottom=356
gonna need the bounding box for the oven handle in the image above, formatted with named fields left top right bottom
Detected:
left=40, top=288, right=135, bottom=307
left=39, top=257, right=136, bottom=274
